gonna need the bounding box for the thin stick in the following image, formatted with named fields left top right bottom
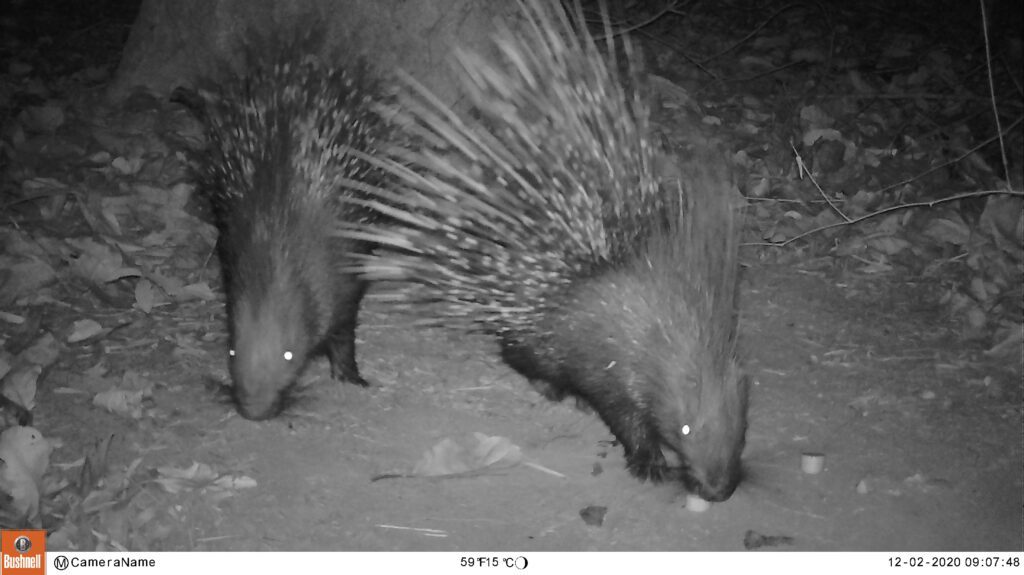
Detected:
left=978, top=0, right=1012, bottom=188
left=750, top=189, right=1023, bottom=248
left=792, top=143, right=851, bottom=223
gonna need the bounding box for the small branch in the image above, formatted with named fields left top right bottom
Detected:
left=791, top=142, right=852, bottom=223
left=749, top=189, right=1024, bottom=248
left=698, top=3, right=805, bottom=66
left=596, top=0, right=680, bottom=39
left=882, top=116, right=1023, bottom=196
left=979, top=0, right=1012, bottom=187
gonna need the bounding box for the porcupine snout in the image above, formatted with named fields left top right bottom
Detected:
left=228, top=290, right=310, bottom=420
left=674, top=369, right=749, bottom=502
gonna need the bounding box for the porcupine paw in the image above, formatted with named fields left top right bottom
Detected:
left=326, top=346, right=370, bottom=387
left=625, top=447, right=670, bottom=482
left=325, top=331, right=370, bottom=387
left=330, top=362, right=369, bottom=387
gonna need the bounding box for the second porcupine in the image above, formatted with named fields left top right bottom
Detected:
left=346, top=0, right=748, bottom=501
left=192, top=34, right=390, bottom=420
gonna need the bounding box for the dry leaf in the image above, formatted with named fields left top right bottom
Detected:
left=68, top=319, right=104, bottom=343
left=93, top=389, right=145, bottom=419
left=0, top=426, right=54, bottom=527
left=411, top=433, right=523, bottom=477
left=65, top=238, right=141, bottom=284
left=1, top=364, right=39, bottom=412
left=20, top=333, right=59, bottom=367
left=133, top=278, right=157, bottom=313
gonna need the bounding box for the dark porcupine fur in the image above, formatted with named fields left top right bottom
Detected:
left=192, top=30, right=390, bottom=420
left=344, top=0, right=747, bottom=501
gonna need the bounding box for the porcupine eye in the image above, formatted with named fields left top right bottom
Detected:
left=681, top=424, right=692, bottom=437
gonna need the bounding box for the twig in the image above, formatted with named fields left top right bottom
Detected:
left=818, top=93, right=993, bottom=102
left=978, top=0, right=1012, bottom=188
left=522, top=460, right=567, bottom=478
left=791, top=143, right=851, bottom=223
left=750, top=188, right=1024, bottom=248
left=876, top=116, right=1022, bottom=195
left=588, top=0, right=680, bottom=39
left=376, top=524, right=448, bottom=536
left=698, top=3, right=805, bottom=65
left=727, top=60, right=805, bottom=84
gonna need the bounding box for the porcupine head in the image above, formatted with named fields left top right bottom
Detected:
left=219, top=163, right=372, bottom=422
left=648, top=311, right=748, bottom=503
left=641, top=153, right=748, bottom=502
left=220, top=191, right=347, bottom=421
left=564, top=241, right=747, bottom=503
left=226, top=264, right=312, bottom=421
left=526, top=136, right=747, bottom=501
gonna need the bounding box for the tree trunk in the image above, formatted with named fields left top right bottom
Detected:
left=110, top=0, right=514, bottom=105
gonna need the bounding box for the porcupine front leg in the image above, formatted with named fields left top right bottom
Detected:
left=501, top=337, right=668, bottom=479
left=500, top=339, right=568, bottom=399
left=325, top=274, right=370, bottom=387
left=599, top=403, right=670, bottom=482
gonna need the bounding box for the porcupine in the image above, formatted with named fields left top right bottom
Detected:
left=345, top=0, right=747, bottom=501
left=189, top=31, right=390, bottom=420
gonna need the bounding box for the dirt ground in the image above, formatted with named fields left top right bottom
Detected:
left=35, top=261, right=1022, bottom=551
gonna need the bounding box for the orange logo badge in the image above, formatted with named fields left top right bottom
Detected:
left=0, top=530, right=46, bottom=575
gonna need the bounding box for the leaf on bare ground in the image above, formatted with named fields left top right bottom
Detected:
left=133, top=278, right=159, bottom=313
left=111, top=156, right=144, bottom=176
left=922, top=215, right=970, bottom=247
left=978, top=194, right=1024, bottom=256
left=154, top=461, right=256, bottom=501
left=64, top=237, right=141, bottom=285
left=850, top=252, right=893, bottom=274
left=0, top=426, right=53, bottom=486
left=0, top=426, right=54, bottom=527
left=78, top=433, right=116, bottom=493
left=19, top=333, right=59, bottom=367
left=2, top=364, right=40, bottom=413
left=0, top=396, right=32, bottom=428
left=80, top=457, right=143, bottom=514
left=985, top=323, right=1024, bottom=359
left=411, top=432, right=523, bottom=478
left=92, top=370, right=154, bottom=419
left=46, top=522, right=79, bottom=550
left=67, top=318, right=104, bottom=343
left=0, top=255, right=57, bottom=304
left=19, top=104, right=65, bottom=132
left=154, top=461, right=216, bottom=493
left=145, top=271, right=215, bottom=303
left=93, top=389, right=145, bottom=419
left=799, top=104, right=833, bottom=130
left=866, top=236, right=910, bottom=256
left=178, top=282, right=216, bottom=301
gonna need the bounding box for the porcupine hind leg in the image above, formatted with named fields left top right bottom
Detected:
left=324, top=272, right=370, bottom=387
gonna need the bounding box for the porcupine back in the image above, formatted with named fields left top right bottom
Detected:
left=198, top=32, right=388, bottom=420
left=345, top=0, right=747, bottom=501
